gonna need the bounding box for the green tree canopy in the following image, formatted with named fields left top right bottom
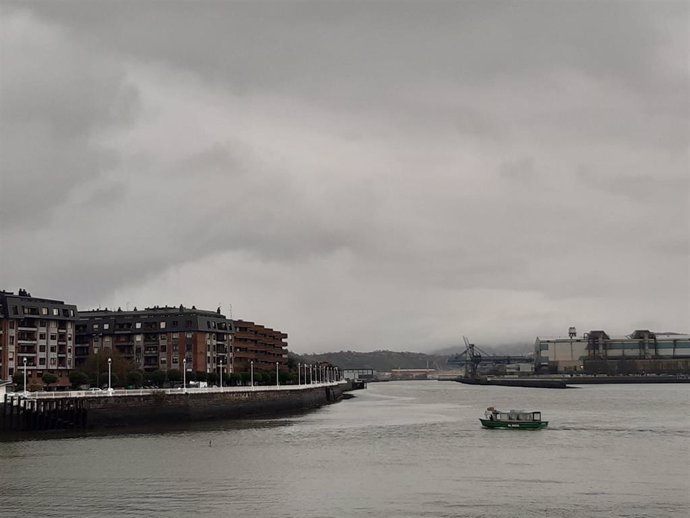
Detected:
left=69, top=370, right=90, bottom=388
left=82, top=349, right=138, bottom=387
left=126, top=371, right=144, bottom=388
left=42, top=373, right=58, bottom=387
left=167, top=369, right=182, bottom=382
left=12, top=372, right=25, bottom=390
left=150, top=370, right=167, bottom=387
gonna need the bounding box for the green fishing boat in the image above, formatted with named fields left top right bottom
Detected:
left=480, top=407, right=548, bottom=429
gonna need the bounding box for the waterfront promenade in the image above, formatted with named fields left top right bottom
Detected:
left=2, top=381, right=347, bottom=433
left=16, top=380, right=343, bottom=399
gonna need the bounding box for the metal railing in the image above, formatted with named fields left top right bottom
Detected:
left=15, top=381, right=346, bottom=399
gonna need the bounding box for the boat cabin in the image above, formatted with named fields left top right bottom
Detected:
left=485, top=408, right=542, bottom=422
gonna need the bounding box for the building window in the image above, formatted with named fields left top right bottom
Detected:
left=9, top=336, right=14, bottom=345
left=39, top=358, right=46, bottom=365
left=172, top=333, right=179, bottom=338
left=50, top=334, right=57, bottom=341
left=186, top=332, right=193, bottom=339
left=135, top=322, right=141, bottom=329
left=41, top=307, right=48, bottom=315
left=52, top=308, right=59, bottom=316
left=161, top=345, right=167, bottom=352
left=160, top=322, right=166, bottom=329
left=39, top=333, right=46, bottom=340
left=39, top=345, right=46, bottom=352
left=172, top=357, right=179, bottom=364
left=93, top=324, right=99, bottom=330
left=103, top=323, right=110, bottom=330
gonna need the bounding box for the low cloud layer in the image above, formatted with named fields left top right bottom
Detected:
left=1, top=1, right=688, bottom=352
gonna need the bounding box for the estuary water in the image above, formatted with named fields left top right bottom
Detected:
left=1, top=381, right=688, bottom=517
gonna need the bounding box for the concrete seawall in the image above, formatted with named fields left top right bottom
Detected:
left=87, top=385, right=342, bottom=428
left=2, top=384, right=344, bottom=433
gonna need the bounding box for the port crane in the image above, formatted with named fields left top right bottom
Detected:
left=447, top=336, right=533, bottom=378
left=450, top=336, right=483, bottom=378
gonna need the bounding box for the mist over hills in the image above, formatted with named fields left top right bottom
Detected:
left=292, top=350, right=451, bottom=372
left=290, top=342, right=534, bottom=372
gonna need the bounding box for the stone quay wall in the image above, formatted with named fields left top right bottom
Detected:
left=84, top=385, right=343, bottom=428
left=1, top=384, right=344, bottom=432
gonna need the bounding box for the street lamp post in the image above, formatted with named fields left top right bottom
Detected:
left=22, top=357, right=27, bottom=395
left=107, top=357, right=112, bottom=394
left=183, top=358, right=187, bottom=393
left=298, top=362, right=301, bottom=386
left=219, top=359, right=223, bottom=389
left=250, top=360, right=254, bottom=389
left=276, top=361, right=279, bottom=387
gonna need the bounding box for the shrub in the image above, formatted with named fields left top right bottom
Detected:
left=167, top=369, right=182, bottom=382
left=69, top=371, right=89, bottom=388
left=126, top=371, right=144, bottom=388
left=42, top=373, right=58, bottom=387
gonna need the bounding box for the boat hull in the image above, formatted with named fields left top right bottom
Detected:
left=480, top=418, right=548, bottom=429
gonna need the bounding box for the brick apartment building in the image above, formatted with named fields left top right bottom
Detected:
left=0, top=289, right=77, bottom=386
left=75, top=306, right=233, bottom=375
left=233, top=320, right=288, bottom=373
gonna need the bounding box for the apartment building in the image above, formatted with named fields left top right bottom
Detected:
left=0, top=289, right=77, bottom=385
left=75, top=306, right=233, bottom=375
left=232, top=320, right=288, bottom=373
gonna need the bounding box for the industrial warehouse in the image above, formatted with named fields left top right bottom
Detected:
left=535, top=328, right=690, bottom=374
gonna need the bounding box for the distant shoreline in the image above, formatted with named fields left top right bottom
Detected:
left=451, top=375, right=690, bottom=388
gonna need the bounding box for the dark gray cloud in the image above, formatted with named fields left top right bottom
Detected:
left=1, top=1, right=687, bottom=352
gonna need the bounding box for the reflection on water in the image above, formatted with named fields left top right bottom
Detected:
left=1, top=381, right=689, bottom=517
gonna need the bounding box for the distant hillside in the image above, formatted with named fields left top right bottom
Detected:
left=432, top=342, right=533, bottom=356
left=294, top=350, right=452, bottom=372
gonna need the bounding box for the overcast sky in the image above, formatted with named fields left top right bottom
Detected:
left=1, top=1, right=688, bottom=353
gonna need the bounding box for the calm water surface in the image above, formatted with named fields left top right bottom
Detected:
left=1, top=381, right=688, bottom=517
